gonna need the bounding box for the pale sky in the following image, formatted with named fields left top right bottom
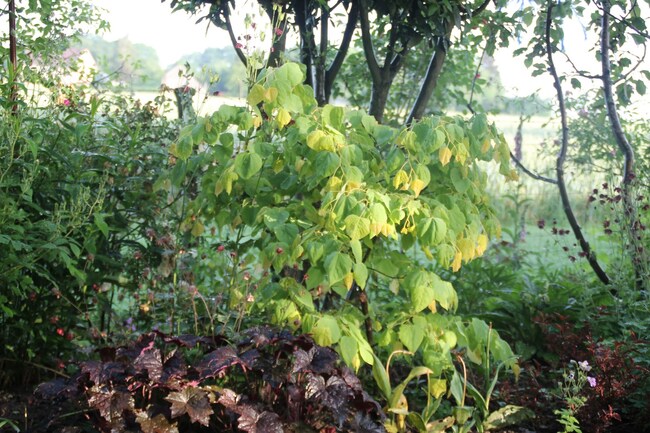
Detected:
left=93, top=0, right=231, bottom=67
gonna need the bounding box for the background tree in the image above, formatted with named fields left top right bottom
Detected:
left=164, top=0, right=524, bottom=121
left=515, top=0, right=649, bottom=291
left=76, top=36, right=165, bottom=90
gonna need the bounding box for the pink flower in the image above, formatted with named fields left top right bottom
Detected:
left=274, top=27, right=283, bottom=36
left=235, top=43, right=243, bottom=49
left=63, top=99, right=71, bottom=106
left=587, top=376, right=597, bottom=387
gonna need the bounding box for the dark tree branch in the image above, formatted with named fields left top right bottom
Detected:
left=600, top=0, right=643, bottom=291
left=613, top=44, right=647, bottom=85
left=295, top=0, right=316, bottom=88
left=315, top=4, right=329, bottom=103
left=558, top=51, right=602, bottom=80
left=325, top=0, right=358, bottom=100
left=267, top=10, right=288, bottom=68
left=358, top=0, right=381, bottom=84
left=9, top=0, right=18, bottom=117
left=597, top=5, right=650, bottom=40
left=405, top=22, right=453, bottom=124
left=459, top=0, right=492, bottom=18
left=223, top=5, right=247, bottom=67
left=545, top=0, right=610, bottom=286
left=510, top=151, right=558, bottom=184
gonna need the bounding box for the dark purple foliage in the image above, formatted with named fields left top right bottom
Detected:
left=34, top=328, right=386, bottom=433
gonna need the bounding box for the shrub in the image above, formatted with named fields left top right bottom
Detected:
left=34, top=328, right=386, bottom=433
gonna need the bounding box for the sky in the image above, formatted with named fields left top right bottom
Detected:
left=93, top=0, right=231, bottom=67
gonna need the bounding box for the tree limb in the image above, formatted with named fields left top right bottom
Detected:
left=358, top=0, right=382, bottom=84
left=510, top=151, right=558, bottom=184
left=326, top=0, right=358, bottom=100
left=223, top=5, right=247, bottom=67
left=600, top=0, right=643, bottom=291
left=545, top=0, right=610, bottom=286
left=405, top=22, right=453, bottom=124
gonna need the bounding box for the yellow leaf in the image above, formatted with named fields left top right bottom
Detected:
left=451, top=251, right=462, bottom=272
left=264, top=86, right=279, bottom=102
left=369, top=222, right=382, bottom=238
left=380, top=223, right=396, bottom=238
left=252, top=116, right=263, bottom=129
left=429, top=378, right=447, bottom=399
left=326, top=176, right=343, bottom=192
left=295, top=158, right=305, bottom=172
left=439, top=147, right=452, bottom=166
left=276, top=108, right=291, bottom=129
left=481, top=137, right=491, bottom=153
left=346, top=181, right=362, bottom=192
left=475, top=233, right=488, bottom=256
left=343, top=272, right=354, bottom=290
left=272, top=158, right=284, bottom=173
left=428, top=299, right=437, bottom=313
left=307, top=130, right=326, bottom=150
left=410, top=179, right=426, bottom=197
left=393, top=169, right=409, bottom=190
left=191, top=221, right=204, bottom=237
left=389, top=279, right=400, bottom=294
left=458, top=238, right=475, bottom=261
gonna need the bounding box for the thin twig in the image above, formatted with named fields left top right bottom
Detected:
left=510, top=151, right=558, bottom=184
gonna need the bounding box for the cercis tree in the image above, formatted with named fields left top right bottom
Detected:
left=164, top=0, right=521, bottom=123
left=166, top=0, right=358, bottom=106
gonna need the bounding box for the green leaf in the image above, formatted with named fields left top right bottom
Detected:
left=247, top=84, right=266, bottom=106
left=262, top=208, right=289, bottom=229
left=234, top=152, right=263, bottom=179
left=399, top=322, right=425, bottom=353
left=172, top=134, right=193, bottom=161
left=483, top=405, right=535, bottom=431
left=345, top=215, right=370, bottom=240
left=450, top=370, right=464, bottom=406
left=350, top=239, right=363, bottom=263
left=372, top=354, right=392, bottom=400
left=339, top=336, right=358, bottom=368
left=450, top=167, right=470, bottom=193
left=324, top=252, right=352, bottom=285
left=312, top=315, right=341, bottom=346
left=635, top=79, right=646, bottom=96
left=432, top=274, right=457, bottom=311
left=417, top=217, right=447, bottom=246
left=322, top=105, right=344, bottom=130
left=353, top=262, right=368, bottom=288
left=273, top=223, right=299, bottom=245
left=94, top=213, right=109, bottom=238
left=405, top=270, right=435, bottom=312
left=277, top=62, right=304, bottom=87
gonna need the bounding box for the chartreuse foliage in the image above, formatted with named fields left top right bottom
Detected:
left=161, top=62, right=521, bottom=431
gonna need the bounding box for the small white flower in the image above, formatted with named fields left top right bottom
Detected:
left=578, top=360, right=592, bottom=372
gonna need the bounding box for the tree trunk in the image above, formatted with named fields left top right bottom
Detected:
left=600, top=0, right=644, bottom=291
left=545, top=1, right=610, bottom=287
left=406, top=23, right=453, bottom=125
left=368, top=77, right=392, bottom=123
